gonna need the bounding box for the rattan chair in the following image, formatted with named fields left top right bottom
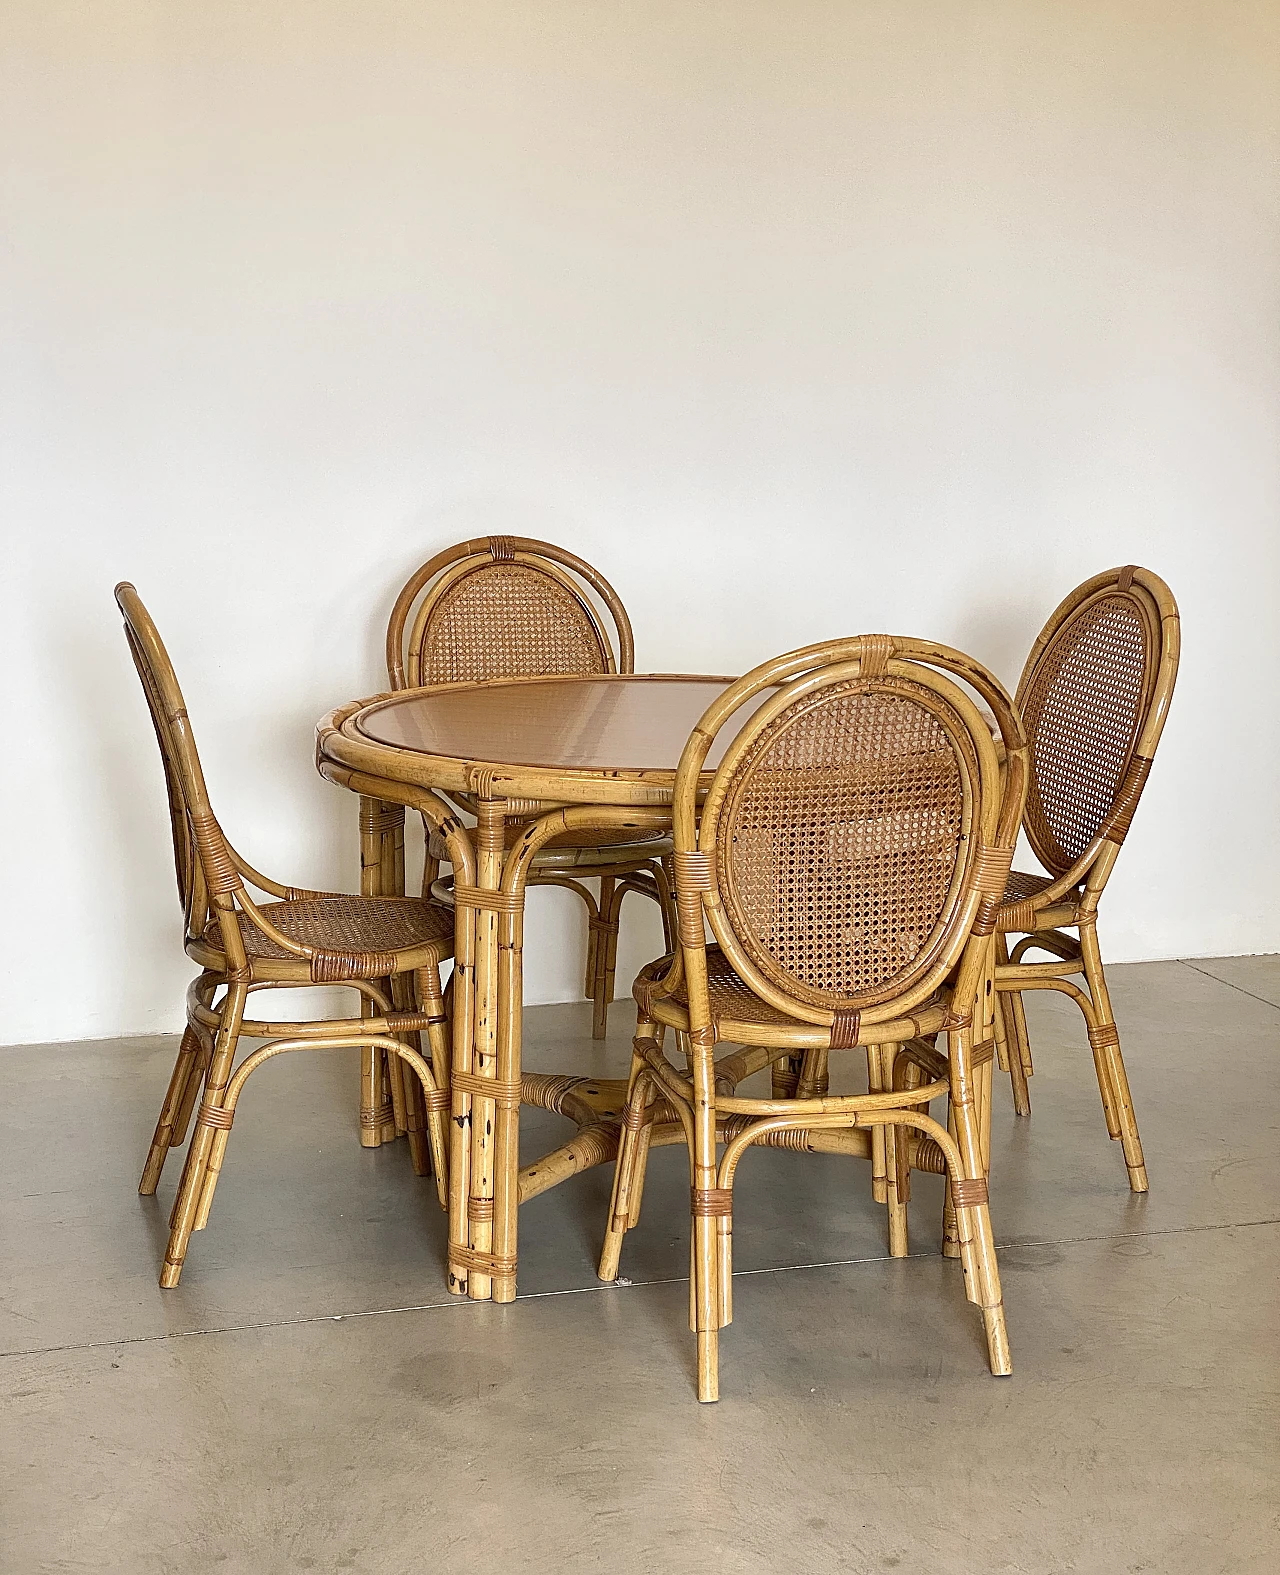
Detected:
left=992, top=565, right=1180, bottom=1192
left=118, top=584, right=459, bottom=1287
left=598, top=635, right=1029, bottom=1401
left=385, top=536, right=674, bottom=1037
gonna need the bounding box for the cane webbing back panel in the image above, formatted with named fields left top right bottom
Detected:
left=415, top=561, right=610, bottom=685
left=1021, top=589, right=1157, bottom=876
left=714, top=678, right=972, bottom=1011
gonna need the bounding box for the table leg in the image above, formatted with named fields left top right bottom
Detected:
left=463, top=798, right=505, bottom=1300
left=447, top=798, right=672, bottom=1301
left=446, top=843, right=478, bottom=1295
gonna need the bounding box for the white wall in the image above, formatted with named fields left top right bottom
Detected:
left=2, top=2, right=1277, bottom=1045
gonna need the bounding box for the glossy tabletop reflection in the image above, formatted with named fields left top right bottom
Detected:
left=355, top=674, right=762, bottom=774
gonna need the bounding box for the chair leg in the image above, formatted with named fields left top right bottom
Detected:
left=1079, top=921, right=1148, bottom=1192
left=583, top=891, right=601, bottom=1001
left=688, top=1027, right=721, bottom=1404
left=390, top=973, right=430, bottom=1178
left=948, top=1028, right=1012, bottom=1376
left=996, top=935, right=1033, bottom=1116
left=941, top=1097, right=961, bottom=1260
left=590, top=878, right=616, bottom=1039
left=170, top=1035, right=211, bottom=1150
left=417, top=967, right=452, bottom=1209
left=599, top=1037, right=655, bottom=1282
left=771, top=1054, right=801, bottom=1099
left=601, top=879, right=628, bottom=1034
left=139, top=1025, right=202, bottom=1195
left=867, top=1044, right=888, bottom=1203
left=161, top=980, right=247, bottom=1287
left=880, top=1046, right=910, bottom=1257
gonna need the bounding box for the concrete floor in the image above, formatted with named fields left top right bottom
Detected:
left=1, top=956, right=1277, bottom=1573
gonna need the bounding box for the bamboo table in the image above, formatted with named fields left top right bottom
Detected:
left=316, top=674, right=769, bottom=1302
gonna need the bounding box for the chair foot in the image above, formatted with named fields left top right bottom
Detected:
left=1127, top=1160, right=1150, bottom=1193
left=696, top=1329, right=719, bottom=1402
left=1009, top=1052, right=1032, bottom=1117
left=982, top=1303, right=1012, bottom=1375
left=598, top=1225, right=625, bottom=1283
left=159, top=1257, right=184, bottom=1289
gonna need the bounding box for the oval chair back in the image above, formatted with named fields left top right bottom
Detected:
left=1016, top=564, right=1180, bottom=891
left=672, top=635, right=1027, bottom=1042
left=385, top=535, right=634, bottom=690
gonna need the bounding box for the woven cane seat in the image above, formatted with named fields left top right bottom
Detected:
left=1003, top=870, right=1056, bottom=908
left=996, top=869, right=1083, bottom=932
left=636, top=948, right=801, bottom=1032
left=205, top=895, right=453, bottom=965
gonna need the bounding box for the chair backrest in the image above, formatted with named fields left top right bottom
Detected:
left=115, top=583, right=243, bottom=950
left=672, top=637, right=1028, bottom=1033
left=385, top=536, right=634, bottom=690
left=1016, top=566, right=1179, bottom=884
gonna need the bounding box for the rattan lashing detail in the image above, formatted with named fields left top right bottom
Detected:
left=190, top=812, right=239, bottom=895
left=195, top=1102, right=234, bottom=1132
left=452, top=885, right=525, bottom=915
left=1099, top=754, right=1153, bottom=845
left=858, top=634, right=894, bottom=678
left=360, top=1100, right=395, bottom=1131
left=716, top=679, right=968, bottom=1006
left=448, top=1244, right=517, bottom=1278
left=449, top=1070, right=523, bottom=1108
left=950, top=1176, right=989, bottom=1208
left=673, top=850, right=713, bottom=888
left=829, top=1008, right=861, bottom=1049
left=311, top=948, right=398, bottom=984
left=971, top=844, right=1016, bottom=898
left=692, top=1188, right=735, bottom=1218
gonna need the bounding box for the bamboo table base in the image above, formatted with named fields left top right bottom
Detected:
left=347, top=784, right=676, bottom=1302
left=316, top=674, right=1005, bottom=1302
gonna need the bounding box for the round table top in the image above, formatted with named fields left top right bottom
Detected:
left=318, top=673, right=766, bottom=806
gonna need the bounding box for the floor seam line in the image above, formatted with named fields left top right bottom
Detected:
left=1178, top=958, right=1280, bottom=1013
left=5, top=1217, right=1276, bottom=1365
